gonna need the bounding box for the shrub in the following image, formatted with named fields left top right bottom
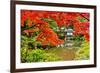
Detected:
left=21, top=48, right=28, bottom=63
left=21, top=48, right=61, bottom=63
left=74, top=41, right=90, bottom=60
left=26, top=49, right=45, bottom=62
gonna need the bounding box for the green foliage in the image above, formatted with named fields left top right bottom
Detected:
left=26, top=49, right=45, bottom=62
left=58, top=33, right=65, bottom=39
left=21, top=35, right=41, bottom=49
left=73, top=34, right=84, bottom=41
left=75, top=41, right=90, bottom=60
left=21, top=48, right=61, bottom=62
left=73, top=35, right=84, bottom=47
left=42, top=18, right=59, bottom=32
left=21, top=48, right=28, bottom=62
left=78, top=16, right=87, bottom=22
left=67, top=25, right=73, bottom=29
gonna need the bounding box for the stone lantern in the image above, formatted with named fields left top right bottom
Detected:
left=64, top=27, right=74, bottom=48
left=57, top=25, right=74, bottom=48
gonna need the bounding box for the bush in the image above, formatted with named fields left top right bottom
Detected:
left=26, top=49, right=45, bottom=62
left=21, top=48, right=61, bottom=63
left=74, top=41, right=90, bottom=60
left=21, top=48, right=28, bottom=63
left=21, top=35, right=41, bottom=49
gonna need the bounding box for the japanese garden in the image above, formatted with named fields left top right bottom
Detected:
left=21, top=10, right=90, bottom=63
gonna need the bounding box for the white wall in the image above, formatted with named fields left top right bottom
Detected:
left=0, top=0, right=100, bottom=73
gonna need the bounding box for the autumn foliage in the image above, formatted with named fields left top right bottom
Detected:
left=36, top=28, right=64, bottom=46
left=21, top=10, right=90, bottom=46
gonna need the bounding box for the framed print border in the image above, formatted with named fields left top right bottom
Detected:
left=10, top=0, right=97, bottom=73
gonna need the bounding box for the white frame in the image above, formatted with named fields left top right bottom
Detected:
left=15, top=4, right=94, bottom=69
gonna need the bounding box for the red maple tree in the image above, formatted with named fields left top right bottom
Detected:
left=21, top=10, right=90, bottom=46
